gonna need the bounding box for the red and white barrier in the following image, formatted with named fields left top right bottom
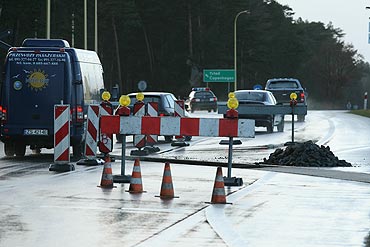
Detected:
left=146, top=102, right=158, bottom=145
left=133, top=102, right=146, bottom=148
left=49, top=105, right=75, bottom=172
left=84, top=105, right=100, bottom=159
left=54, top=105, right=70, bottom=163
left=99, top=101, right=113, bottom=154
left=100, top=115, right=255, bottom=138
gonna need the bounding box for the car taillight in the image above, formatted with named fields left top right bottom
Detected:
left=300, top=93, right=305, bottom=102
left=210, top=97, right=217, bottom=102
left=0, top=106, right=7, bottom=124
left=192, top=98, right=200, bottom=102
left=76, top=105, right=84, bottom=122
left=71, top=105, right=84, bottom=123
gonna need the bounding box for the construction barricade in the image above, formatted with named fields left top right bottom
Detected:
left=49, top=105, right=75, bottom=172
left=171, top=100, right=189, bottom=147
left=77, top=105, right=104, bottom=166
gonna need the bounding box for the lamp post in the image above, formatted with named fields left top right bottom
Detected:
left=234, top=10, right=249, bottom=92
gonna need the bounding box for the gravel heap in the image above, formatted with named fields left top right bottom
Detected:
left=263, top=141, right=352, bottom=167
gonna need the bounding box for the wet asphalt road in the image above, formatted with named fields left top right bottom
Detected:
left=0, top=110, right=370, bottom=247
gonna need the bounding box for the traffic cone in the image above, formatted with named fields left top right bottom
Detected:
left=157, top=162, right=178, bottom=199
left=210, top=167, right=227, bottom=204
left=99, top=155, right=114, bottom=188
left=126, top=158, right=146, bottom=193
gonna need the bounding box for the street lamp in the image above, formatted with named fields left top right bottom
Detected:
left=234, top=10, right=249, bottom=92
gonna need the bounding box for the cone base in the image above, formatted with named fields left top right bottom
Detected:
left=49, top=163, right=75, bottom=172
left=76, top=158, right=105, bottom=166
left=126, top=190, right=147, bottom=193
left=130, top=149, right=149, bottom=156
left=113, top=175, right=131, bottom=183
left=223, top=177, right=243, bottom=186
left=155, top=195, right=179, bottom=199
left=171, top=141, right=189, bottom=147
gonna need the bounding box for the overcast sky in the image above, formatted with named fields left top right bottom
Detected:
left=276, top=0, right=370, bottom=62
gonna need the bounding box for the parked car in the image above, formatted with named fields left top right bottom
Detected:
left=265, top=78, right=307, bottom=122
left=115, top=92, right=191, bottom=143
left=233, top=90, right=278, bottom=133
left=185, top=87, right=218, bottom=113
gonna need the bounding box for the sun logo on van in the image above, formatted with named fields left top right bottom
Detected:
left=26, top=69, right=49, bottom=91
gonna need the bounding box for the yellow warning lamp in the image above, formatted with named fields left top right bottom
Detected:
left=119, top=95, right=131, bottom=107
left=101, top=91, right=111, bottom=101
left=290, top=92, right=297, bottom=100
left=227, top=94, right=239, bottom=110
left=228, top=92, right=236, bottom=99
left=136, top=92, right=144, bottom=102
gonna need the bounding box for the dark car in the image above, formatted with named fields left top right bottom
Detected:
left=234, top=90, right=278, bottom=133
left=115, top=92, right=191, bottom=143
left=265, top=78, right=307, bottom=122
left=185, top=87, right=218, bottom=113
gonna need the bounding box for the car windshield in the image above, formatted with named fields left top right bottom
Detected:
left=268, top=81, right=298, bottom=89
left=194, top=91, right=214, bottom=98
left=235, top=92, right=266, bottom=102
left=129, top=95, right=160, bottom=107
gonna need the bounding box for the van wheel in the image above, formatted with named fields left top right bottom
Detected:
left=73, top=144, right=83, bottom=158
left=4, top=142, right=15, bottom=157
left=15, top=144, right=26, bottom=157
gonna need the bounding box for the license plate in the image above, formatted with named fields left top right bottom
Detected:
left=24, top=129, right=48, bottom=135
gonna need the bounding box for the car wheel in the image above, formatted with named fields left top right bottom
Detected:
left=73, top=144, right=83, bottom=158
left=267, top=122, right=274, bottom=133
left=164, top=136, right=173, bottom=143
left=277, top=120, right=284, bottom=132
left=297, top=115, right=305, bottom=122
left=116, top=134, right=123, bottom=143
left=15, top=143, right=26, bottom=157
left=4, top=142, right=15, bottom=157
left=184, top=136, right=192, bottom=141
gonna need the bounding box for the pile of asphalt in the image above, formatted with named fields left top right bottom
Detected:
left=262, top=140, right=352, bottom=167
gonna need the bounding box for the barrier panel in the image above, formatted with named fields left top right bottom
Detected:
left=99, top=101, right=114, bottom=154
left=49, top=105, right=75, bottom=172
left=100, top=115, right=254, bottom=138
left=77, top=104, right=104, bottom=166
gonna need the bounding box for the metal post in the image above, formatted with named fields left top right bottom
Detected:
left=364, top=92, right=368, bottom=110
left=84, top=0, right=87, bottom=50
left=234, top=10, right=249, bottom=92
left=291, top=107, right=295, bottom=143
left=94, top=0, right=98, bottom=52
left=227, top=137, right=233, bottom=178
left=121, top=135, right=126, bottom=175
left=46, top=0, right=50, bottom=39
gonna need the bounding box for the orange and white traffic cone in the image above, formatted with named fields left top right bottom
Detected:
left=126, top=158, right=146, bottom=193
left=210, top=167, right=227, bottom=204
left=98, top=155, right=114, bottom=188
left=157, top=162, right=178, bottom=199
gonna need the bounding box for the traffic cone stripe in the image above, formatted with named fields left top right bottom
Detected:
left=212, top=188, right=226, bottom=195
left=130, top=177, right=142, bottom=184
left=161, top=183, right=173, bottom=190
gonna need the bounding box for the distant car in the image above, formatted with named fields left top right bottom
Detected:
left=234, top=90, right=278, bottom=133
left=115, top=92, right=191, bottom=143
left=265, top=78, right=307, bottom=122
left=185, top=87, right=218, bottom=113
